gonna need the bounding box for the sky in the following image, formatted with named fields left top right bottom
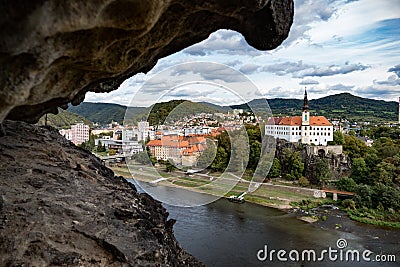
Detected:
left=85, top=0, right=400, bottom=107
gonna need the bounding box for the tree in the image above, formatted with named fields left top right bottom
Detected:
left=229, top=134, right=249, bottom=172
left=165, top=159, right=177, bottom=172
left=211, top=147, right=228, bottom=171
left=108, top=149, right=116, bottom=156
left=216, top=131, right=231, bottom=158
left=343, top=135, right=368, bottom=159
left=332, top=131, right=345, bottom=145
left=350, top=157, right=370, bottom=184
left=282, top=150, right=304, bottom=181
left=267, top=158, right=281, bottom=178
left=197, top=139, right=217, bottom=169
left=314, top=158, right=333, bottom=187
left=248, top=140, right=261, bottom=171
left=373, top=137, right=400, bottom=159
left=336, top=177, right=357, bottom=192
left=96, top=140, right=106, bottom=152
left=375, top=161, right=396, bottom=185
left=308, top=158, right=333, bottom=187
left=78, top=141, right=92, bottom=151
left=88, top=133, right=95, bottom=149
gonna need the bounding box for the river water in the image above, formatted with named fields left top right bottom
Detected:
left=128, top=180, right=399, bottom=266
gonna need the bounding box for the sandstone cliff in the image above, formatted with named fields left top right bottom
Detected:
left=0, top=120, right=201, bottom=266
left=0, top=0, right=293, bottom=123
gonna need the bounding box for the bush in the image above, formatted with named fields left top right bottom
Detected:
left=342, top=199, right=356, bottom=210
left=336, top=177, right=356, bottom=192
left=298, top=176, right=310, bottom=187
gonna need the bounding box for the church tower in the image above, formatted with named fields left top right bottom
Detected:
left=302, top=88, right=310, bottom=126
left=301, top=88, right=310, bottom=144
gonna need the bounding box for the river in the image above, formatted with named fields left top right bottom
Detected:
left=128, top=180, right=399, bottom=266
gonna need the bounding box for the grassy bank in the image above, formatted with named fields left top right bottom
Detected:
left=111, top=165, right=400, bottom=228
left=110, top=165, right=314, bottom=211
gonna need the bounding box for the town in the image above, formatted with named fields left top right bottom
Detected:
left=59, top=90, right=379, bottom=166
left=54, top=91, right=400, bottom=228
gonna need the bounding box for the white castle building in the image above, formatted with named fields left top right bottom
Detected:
left=265, top=90, right=333, bottom=146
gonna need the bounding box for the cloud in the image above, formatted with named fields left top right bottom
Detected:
left=171, top=63, right=246, bottom=83
left=388, top=64, right=400, bottom=76
left=167, top=87, right=216, bottom=98
left=263, top=60, right=369, bottom=78
left=281, top=0, right=341, bottom=46
left=374, top=75, right=400, bottom=86
left=299, top=78, right=319, bottom=85
left=239, top=64, right=260, bottom=75
left=224, top=60, right=242, bottom=67
left=372, top=64, right=400, bottom=86
left=262, top=60, right=313, bottom=76
left=263, top=86, right=298, bottom=99
left=126, top=73, right=146, bottom=86
left=354, top=85, right=398, bottom=100
left=183, top=30, right=262, bottom=57
left=294, top=62, right=369, bottom=78
left=139, top=76, right=186, bottom=94
left=327, top=83, right=355, bottom=91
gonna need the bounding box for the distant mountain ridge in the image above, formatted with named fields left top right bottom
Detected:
left=69, top=100, right=226, bottom=125
left=68, top=93, right=398, bottom=125
left=232, top=93, right=398, bottom=122
left=68, top=102, right=129, bottom=125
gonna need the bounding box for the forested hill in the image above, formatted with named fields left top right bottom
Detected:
left=68, top=102, right=129, bottom=125
left=69, top=93, right=398, bottom=125
left=38, top=109, right=93, bottom=129
left=145, top=100, right=224, bottom=125
left=233, top=93, right=397, bottom=122
left=68, top=100, right=224, bottom=125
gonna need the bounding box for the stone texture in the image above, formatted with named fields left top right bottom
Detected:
left=0, top=0, right=293, bottom=123
left=0, top=120, right=202, bottom=266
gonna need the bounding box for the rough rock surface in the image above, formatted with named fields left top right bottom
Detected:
left=0, top=0, right=293, bottom=123
left=0, top=120, right=202, bottom=266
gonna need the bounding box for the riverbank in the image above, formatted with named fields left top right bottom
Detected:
left=111, top=164, right=400, bottom=258
left=110, top=165, right=318, bottom=211
left=111, top=164, right=400, bottom=233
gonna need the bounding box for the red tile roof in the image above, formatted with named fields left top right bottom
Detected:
left=309, top=116, right=332, bottom=126
left=269, top=116, right=332, bottom=126
left=278, top=116, right=302, bottom=126
left=146, top=140, right=162, bottom=146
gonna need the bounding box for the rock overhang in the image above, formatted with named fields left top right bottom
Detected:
left=0, top=0, right=294, bottom=123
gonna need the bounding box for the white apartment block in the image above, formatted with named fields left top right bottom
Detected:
left=60, top=123, right=90, bottom=145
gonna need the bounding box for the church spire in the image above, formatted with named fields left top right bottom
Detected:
left=303, top=87, right=309, bottom=111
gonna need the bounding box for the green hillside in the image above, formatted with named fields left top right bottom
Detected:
left=68, top=93, right=398, bottom=125
left=311, top=93, right=397, bottom=121
left=145, top=100, right=223, bottom=125
left=70, top=100, right=224, bottom=126
left=38, top=109, right=93, bottom=129
left=233, top=93, right=397, bottom=122
left=68, top=102, right=129, bottom=124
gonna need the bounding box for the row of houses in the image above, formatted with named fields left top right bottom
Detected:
left=147, top=135, right=208, bottom=166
